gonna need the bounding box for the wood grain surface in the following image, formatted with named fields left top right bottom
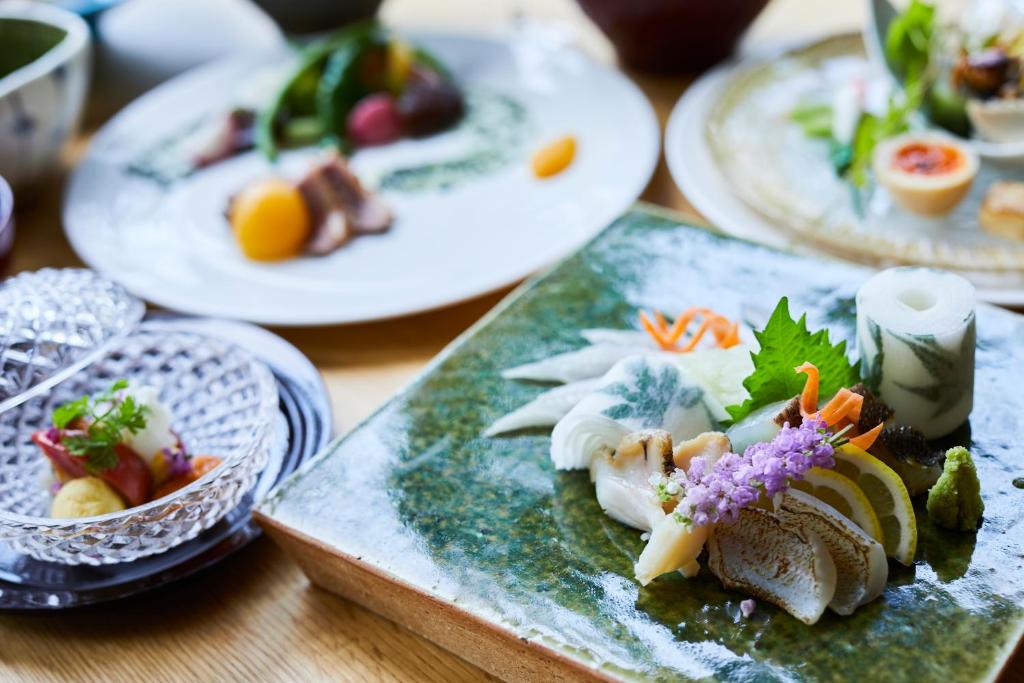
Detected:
left=5, top=1, right=1021, bottom=682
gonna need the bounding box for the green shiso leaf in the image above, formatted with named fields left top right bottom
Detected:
left=725, top=297, right=861, bottom=424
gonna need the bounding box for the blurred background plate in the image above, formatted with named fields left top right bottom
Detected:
left=667, top=33, right=1024, bottom=307
left=0, top=316, right=331, bottom=610
left=64, top=31, right=659, bottom=326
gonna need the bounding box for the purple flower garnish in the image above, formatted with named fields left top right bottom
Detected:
left=740, top=598, right=756, bottom=618
left=666, top=417, right=843, bottom=528
left=162, top=445, right=192, bottom=478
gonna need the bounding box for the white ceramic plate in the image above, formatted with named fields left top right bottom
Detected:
left=65, top=32, right=658, bottom=325
left=666, top=36, right=1024, bottom=307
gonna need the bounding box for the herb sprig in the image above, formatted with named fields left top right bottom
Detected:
left=52, top=380, right=149, bottom=474
left=725, top=298, right=861, bottom=424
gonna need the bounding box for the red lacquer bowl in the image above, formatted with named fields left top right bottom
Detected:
left=576, top=0, right=771, bottom=74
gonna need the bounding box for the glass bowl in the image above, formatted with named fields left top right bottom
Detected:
left=0, top=325, right=278, bottom=565
left=0, top=268, right=144, bottom=413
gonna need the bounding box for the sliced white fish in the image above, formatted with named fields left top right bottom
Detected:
left=550, top=354, right=719, bottom=470
left=484, top=379, right=601, bottom=437
left=589, top=430, right=673, bottom=532
left=777, top=490, right=888, bottom=616
left=580, top=328, right=655, bottom=348
left=707, top=506, right=837, bottom=625
left=724, top=399, right=791, bottom=454
left=673, top=345, right=753, bottom=417
left=671, top=431, right=732, bottom=473
left=635, top=515, right=709, bottom=584
left=502, top=344, right=645, bottom=383
left=632, top=431, right=730, bottom=585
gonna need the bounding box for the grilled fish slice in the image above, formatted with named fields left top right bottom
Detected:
left=707, top=506, right=837, bottom=625
left=777, top=490, right=888, bottom=616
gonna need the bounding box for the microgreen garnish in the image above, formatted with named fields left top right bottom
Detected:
left=52, top=380, right=149, bottom=474
left=725, top=298, right=861, bottom=424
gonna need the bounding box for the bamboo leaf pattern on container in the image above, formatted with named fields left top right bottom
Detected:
left=893, top=327, right=976, bottom=419
left=601, top=363, right=704, bottom=428
left=862, top=319, right=885, bottom=392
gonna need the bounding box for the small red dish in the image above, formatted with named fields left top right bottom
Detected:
left=576, top=0, right=771, bottom=74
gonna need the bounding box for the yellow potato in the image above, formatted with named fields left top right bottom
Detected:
left=387, top=39, right=414, bottom=92
left=531, top=135, right=576, bottom=179
left=230, top=179, right=311, bottom=261
left=51, top=477, right=126, bottom=518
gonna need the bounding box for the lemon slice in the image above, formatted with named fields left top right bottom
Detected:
left=791, top=468, right=884, bottom=544
left=832, top=445, right=917, bottom=565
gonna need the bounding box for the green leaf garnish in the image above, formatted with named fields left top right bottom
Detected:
left=790, top=102, right=834, bottom=139
left=847, top=81, right=923, bottom=187
left=52, top=396, right=88, bottom=429
left=884, top=0, right=935, bottom=86
left=52, top=380, right=149, bottom=475
left=725, top=298, right=861, bottom=424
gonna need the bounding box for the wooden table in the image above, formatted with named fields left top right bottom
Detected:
left=6, top=1, right=1020, bottom=681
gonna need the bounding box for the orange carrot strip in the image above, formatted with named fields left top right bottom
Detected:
left=849, top=422, right=884, bottom=450
left=795, top=362, right=820, bottom=418
left=720, top=322, right=741, bottom=348
left=708, top=315, right=729, bottom=341
left=819, top=390, right=864, bottom=427
left=665, top=307, right=710, bottom=344
left=639, top=311, right=676, bottom=351
left=643, top=307, right=741, bottom=353
left=654, top=310, right=669, bottom=334
left=681, top=318, right=716, bottom=352
left=817, top=389, right=852, bottom=423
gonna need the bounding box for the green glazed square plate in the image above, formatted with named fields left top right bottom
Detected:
left=255, top=205, right=1024, bottom=682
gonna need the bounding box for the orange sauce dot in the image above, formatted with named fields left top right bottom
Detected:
left=892, top=143, right=963, bottom=176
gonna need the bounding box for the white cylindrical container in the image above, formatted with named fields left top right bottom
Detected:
left=856, top=267, right=976, bottom=439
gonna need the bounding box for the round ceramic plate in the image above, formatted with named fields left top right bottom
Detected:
left=666, top=33, right=1024, bottom=306
left=65, top=32, right=659, bottom=325
left=0, top=316, right=331, bottom=610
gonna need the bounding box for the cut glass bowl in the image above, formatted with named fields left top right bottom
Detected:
left=0, top=268, right=144, bottom=413
left=0, top=325, right=278, bottom=565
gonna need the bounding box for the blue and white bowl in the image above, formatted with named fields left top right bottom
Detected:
left=0, top=1, right=90, bottom=189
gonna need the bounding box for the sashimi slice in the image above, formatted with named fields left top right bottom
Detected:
left=502, top=344, right=645, bottom=383
left=707, top=507, right=837, bottom=625
left=635, top=515, right=709, bottom=584
left=589, top=430, right=673, bottom=532
left=580, top=328, right=655, bottom=348
left=484, top=379, right=601, bottom=436
left=550, top=354, right=718, bottom=470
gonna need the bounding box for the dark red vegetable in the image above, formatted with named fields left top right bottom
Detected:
left=32, top=430, right=153, bottom=507
left=346, top=93, right=404, bottom=147
left=396, top=79, right=464, bottom=137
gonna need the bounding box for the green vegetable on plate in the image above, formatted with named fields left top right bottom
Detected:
left=256, top=21, right=461, bottom=160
